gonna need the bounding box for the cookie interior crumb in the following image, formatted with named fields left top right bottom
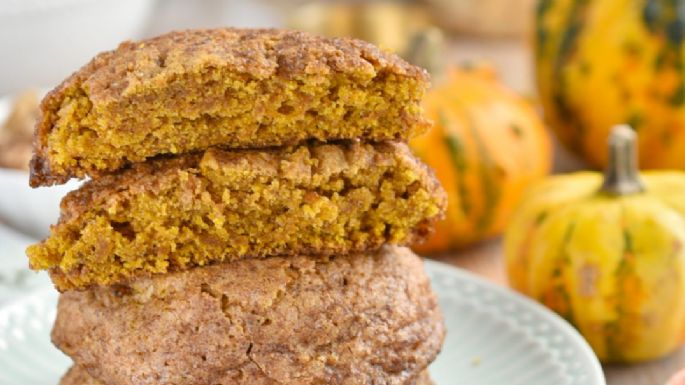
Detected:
left=28, top=141, right=445, bottom=290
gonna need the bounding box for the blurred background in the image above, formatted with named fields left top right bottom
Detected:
left=0, top=0, right=578, bottom=213
left=0, top=0, right=536, bottom=95
left=0, top=0, right=562, bottom=259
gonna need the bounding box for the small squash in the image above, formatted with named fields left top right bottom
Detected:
left=424, top=0, right=536, bottom=38
left=505, top=125, right=685, bottom=363
left=536, top=0, right=685, bottom=169
left=409, top=30, right=552, bottom=252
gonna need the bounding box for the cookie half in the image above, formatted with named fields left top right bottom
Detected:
left=30, top=28, right=430, bottom=186
left=28, top=141, right=445, bottom=290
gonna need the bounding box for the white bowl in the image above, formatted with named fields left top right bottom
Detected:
left=0, top=90, right=80, bottom=239
left=0, top=0, right=156, bottom=94
left=0, top=168, right=80, bottom=239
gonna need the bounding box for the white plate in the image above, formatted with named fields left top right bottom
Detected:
left=0, top=224, right=51, bottom=305
left=0, top=260, right=605, bottom=385
left=427, top=261, right=605, bottom=385
left=0, top=168, right=80, bottom=239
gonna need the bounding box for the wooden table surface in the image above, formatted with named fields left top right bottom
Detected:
left=432, top=239, right=685, bottom=385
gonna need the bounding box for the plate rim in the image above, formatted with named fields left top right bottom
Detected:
left=424, top=258, right=606, bottom=385
left=0, top=259, right=606, bottom=385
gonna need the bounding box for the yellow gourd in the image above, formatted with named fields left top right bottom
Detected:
left=536, top=0, right=685, bottom=169
left=505, top=125, right=685, bottom=363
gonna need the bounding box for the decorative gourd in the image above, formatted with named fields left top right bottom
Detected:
left=410, top=45, right=552, bottom=252
left=505, top=125, right=685, bottom=363
left=424, top=0, right=536, bottom=38
left=536, top=0, right=685, bottom=169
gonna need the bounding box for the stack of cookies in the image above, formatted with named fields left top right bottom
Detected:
left=26, top=29, right=447, bottom=385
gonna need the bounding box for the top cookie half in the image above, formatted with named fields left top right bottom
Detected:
left=30, top=28, right=430, bottom=187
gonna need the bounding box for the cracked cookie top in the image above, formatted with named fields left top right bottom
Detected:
left=52, top=246, right=445, bottom=385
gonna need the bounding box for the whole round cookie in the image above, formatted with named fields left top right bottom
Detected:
left=58, top=366, right=435, bottom=385
left=52, top=246, right=444, bottom=385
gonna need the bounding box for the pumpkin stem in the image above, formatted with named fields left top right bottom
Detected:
left=600, top=125, right=645, bottom=195
left=405, top=27, right=446, bottom=83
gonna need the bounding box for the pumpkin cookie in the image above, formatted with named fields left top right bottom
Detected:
left=52, top=246, right=444, bottom=385
left=59, top=366, right=434, bottom=385
left=59, top=367, right=99, bottom=385
left=30, top=28, right=430, bottom=187
left=27, top=141, right=446, bottom=290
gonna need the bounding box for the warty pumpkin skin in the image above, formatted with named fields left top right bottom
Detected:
left=411, top=66, right=552, bottom=253
left=505, top=127, right=685, bottom=363
left=536, top=0, right=685, bottom=169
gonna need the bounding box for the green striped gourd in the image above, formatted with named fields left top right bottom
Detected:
left=506, top=125, right=685, bottom=363
left=536, top=0, right=685, bottom=169
left=411, top=65, right=552, bottom=252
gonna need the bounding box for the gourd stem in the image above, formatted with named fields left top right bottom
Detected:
left=600, top=125, right=645, bottom=195
left=405, top=27, right=446, bottom=82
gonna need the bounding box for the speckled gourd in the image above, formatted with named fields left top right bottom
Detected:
left=505, top=125, right=685, bottom=363
left=536, top=0, right=685, bottom=169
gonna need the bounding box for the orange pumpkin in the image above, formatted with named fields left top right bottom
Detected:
left=411, top=65, right=552, bottom=252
